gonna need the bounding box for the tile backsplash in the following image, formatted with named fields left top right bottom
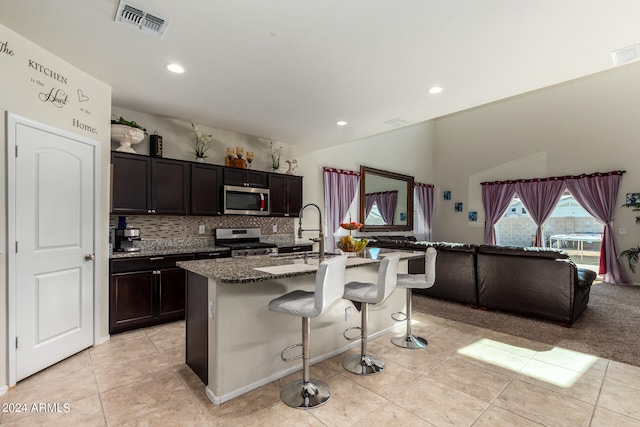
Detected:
left=109, top=215, right=296, bottom=245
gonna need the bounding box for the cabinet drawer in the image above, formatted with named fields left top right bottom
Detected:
left=111, top=254, right=195, bottom=273
left=278, top=244, right=313, bottom=254
left=195, top=251, right=230, bottom=259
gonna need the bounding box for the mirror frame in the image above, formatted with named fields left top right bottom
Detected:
left=359, top=165, right=414, bottom=232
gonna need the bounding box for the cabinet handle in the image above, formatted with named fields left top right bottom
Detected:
left=150, top=256, right=165, bottom=261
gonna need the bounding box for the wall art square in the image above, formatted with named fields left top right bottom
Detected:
left=469, top=211, right=477, bottom=221
left=626, top=193, right=640, bottom=205
left=443, top=191, right=451, bottom=200
left=455, top=202, right=463, bottom=212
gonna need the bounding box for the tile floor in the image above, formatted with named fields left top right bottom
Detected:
left=2, top=311, right=640, bottom=426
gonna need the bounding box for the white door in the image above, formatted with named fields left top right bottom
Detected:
left=12, top=117, right=95, bottom=381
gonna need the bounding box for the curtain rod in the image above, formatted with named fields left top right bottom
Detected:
left=481, top=170, right=626, bottom=186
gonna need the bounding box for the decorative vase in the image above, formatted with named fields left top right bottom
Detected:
left=195, top=157, right=205, bottom=163
left=111, top=124, right=145, bottom=153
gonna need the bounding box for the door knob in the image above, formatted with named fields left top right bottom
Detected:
left=85, top=254, right=95, bottom=261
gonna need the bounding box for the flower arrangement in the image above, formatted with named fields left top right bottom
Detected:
left=191, top=123, right=213, bottom=159
left=269, top=140, right=283, bottom=171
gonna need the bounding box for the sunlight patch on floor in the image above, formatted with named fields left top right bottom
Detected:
left=458, top=338, right=598, bottom=388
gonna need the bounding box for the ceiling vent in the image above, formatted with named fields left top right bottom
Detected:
left=382, top=117, right=410, bottom=128
left=611, top=44, right=640, bottom=66
left=114, top=1, right=170, bottom=38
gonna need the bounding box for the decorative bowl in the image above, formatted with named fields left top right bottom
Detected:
left=337, top=236, right=369, bottom=253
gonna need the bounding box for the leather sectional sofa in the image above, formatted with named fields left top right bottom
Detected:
left=368, top=237, right=597, bottom=326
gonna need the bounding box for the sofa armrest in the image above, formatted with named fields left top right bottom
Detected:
left=577, top=268, right=597, bottom=288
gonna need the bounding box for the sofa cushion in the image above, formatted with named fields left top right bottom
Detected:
left=478, top=244, right=569, bottom=260
left=406, top=241, right=478, bottom=254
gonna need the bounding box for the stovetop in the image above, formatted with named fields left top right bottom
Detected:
left=215, top=227, right=277, bottom=253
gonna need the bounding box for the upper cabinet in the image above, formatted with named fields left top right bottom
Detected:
left=190, top=163, right=223, bottom=216
left=111, top=153, right=189, bottom=215
left=152, top=158, right=190, bottom=215
left=111, top=152, right=302, bottom=217
left=111, top=152, right=151, bottom=214
left=224, top=168, right=268, bottom=188
left=269, top=175, right=303, bottom=217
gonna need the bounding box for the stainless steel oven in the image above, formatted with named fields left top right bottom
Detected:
left=215, top=227, right=277, bottom=257
left=223, top=185, right=270, bottom=215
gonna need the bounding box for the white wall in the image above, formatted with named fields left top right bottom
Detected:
left=0, top=24, right=111, bottom=389
left=432, top=62, right=640, bottom=282
left=111, top=106, right=297, bottom=173
left=296, top=121, right=436, bottom=241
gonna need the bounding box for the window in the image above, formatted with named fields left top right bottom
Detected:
left=496, top=192, right=602, bottom=269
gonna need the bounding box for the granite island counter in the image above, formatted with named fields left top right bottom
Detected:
left=177, top=248, right=423, bottom=405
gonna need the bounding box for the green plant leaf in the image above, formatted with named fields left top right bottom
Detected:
left=620, top=246, right=640, bottom=273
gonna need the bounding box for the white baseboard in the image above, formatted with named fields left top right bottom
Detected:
left=0, top=385, right=8, bottom=396
left=95, top=334, right=110, bottom=346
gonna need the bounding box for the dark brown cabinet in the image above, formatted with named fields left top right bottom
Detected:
left=109, top=254, right=194, bottom=334
left=223, top=168, right=269, bottom=188
left=269, top=174, right=303, bottom=217
left=152, top=158, right=190, bottom=215
left=111, top=152, right=150, bottom=214
left=111, top=153, right=190, bottom=215
left=111, top=152, right=303, bottom=217
left=190, top=163, right=223, bottom=216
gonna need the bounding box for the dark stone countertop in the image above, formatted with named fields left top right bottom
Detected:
left=177, top=248, right=424, bottom=284
left=110, top=245, right=230, bottom=259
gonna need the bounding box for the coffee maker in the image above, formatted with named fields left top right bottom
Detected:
left=111, top=227, right=142, bottom=252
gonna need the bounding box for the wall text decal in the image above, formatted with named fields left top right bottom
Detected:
left=28, top=59, right=67, bottom=84
left=0, top=40, right=15, bottom=56
left=77, top=89, right=89, bottom=102
left=72, top=118, right=98, bottom=134
left=38, top=87, right=69, bottom=108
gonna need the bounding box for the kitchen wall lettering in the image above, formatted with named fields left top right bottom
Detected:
left=0, top=40, right=15, bottom=56
left=72, top=118, right=97, bottom=134
left=38, top=87, right=68, bottom=108
left=77, top=89, right=89, bottom=102
left=28, top=59, right=67, bottom=84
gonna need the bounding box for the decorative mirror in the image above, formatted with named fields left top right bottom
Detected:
left=359, top=165, right=414, bottom=232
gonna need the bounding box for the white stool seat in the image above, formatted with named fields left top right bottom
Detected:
left=396, top=273, right=433, bottom=289
left=391, top=247, right=436, bottom=350
left=268, top=255, right=347, bottom=409
left=342, top=282, right=380, bottom=303
left=342, top=254, right=400, bottom=375
left=269, top=290, right=317, bottom=318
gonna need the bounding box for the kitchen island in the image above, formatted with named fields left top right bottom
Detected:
left=177, top=248, right=422, bottom=405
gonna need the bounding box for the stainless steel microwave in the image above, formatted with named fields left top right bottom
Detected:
left=223, top=185, right=270, bottom=215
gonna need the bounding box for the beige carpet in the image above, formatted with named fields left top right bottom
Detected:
left=412, top=281, right=640, bottom=367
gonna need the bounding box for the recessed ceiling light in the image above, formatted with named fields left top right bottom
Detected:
left=336, top=121, right=348, bottom=126
left=428, top=86, right=443, bottom=94
left=165, top=63, right=185, bottom=74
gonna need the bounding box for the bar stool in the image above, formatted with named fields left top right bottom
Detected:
left=391, top=247, right=437, bottom=349
left=268, top=255, right=347, bottom=409
left=342, top=253, right=401, bottom=375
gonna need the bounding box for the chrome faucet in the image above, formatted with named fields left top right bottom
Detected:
left=297, top=203, right=325, bottom=259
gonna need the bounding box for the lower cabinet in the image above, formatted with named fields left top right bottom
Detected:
left=109, top=254, right=194, bottom=334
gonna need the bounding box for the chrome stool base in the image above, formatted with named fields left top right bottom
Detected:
left=342, top=353, right=385, bottom=375
left=391, top=334, right=428, bottom=349
left=280, top=379, right=332, bottom=409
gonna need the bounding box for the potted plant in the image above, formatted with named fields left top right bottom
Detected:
left=191, top=123, right=213, bottom=162
left=619, top=201, right=640, bottom=273
left=111, top=116, right=147, bottom=153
